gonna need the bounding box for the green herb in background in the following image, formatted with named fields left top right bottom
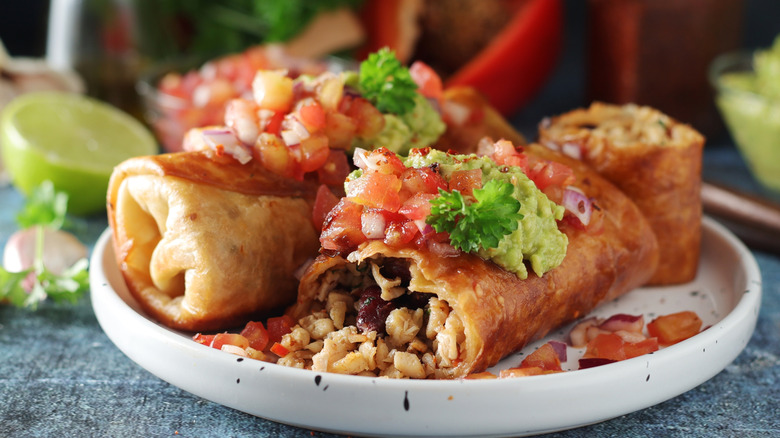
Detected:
left=0, top=181, right=90, bottom=309
left=427, top=180, right=523, bottom=253
left=136, top=0, right=364, bottom=60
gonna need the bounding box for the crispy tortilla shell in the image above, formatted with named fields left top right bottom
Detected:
left=107, top=151, right=321, bottom=331
left=538, top=102, right=704, bottom=285
left=291, top=145, right=659, bottom=378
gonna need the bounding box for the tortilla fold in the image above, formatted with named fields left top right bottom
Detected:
left=107, top=151, right=321, bottom=331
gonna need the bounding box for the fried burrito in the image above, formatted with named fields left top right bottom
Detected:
left=538, top=102, right=704, bottom=285
left=107, top=151, right=321, bottom=332
left=275, top=143, right=658, bottom=379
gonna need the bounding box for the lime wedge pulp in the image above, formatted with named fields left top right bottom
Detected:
left=0, top=91, right=158, bottom=215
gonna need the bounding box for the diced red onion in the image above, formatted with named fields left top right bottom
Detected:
left=414, top=219, right=433, bottom=235
left=599, top=314, right=645, bottom=333
left=548, top=341, right=568, bottom=362
left=361, top=210, right=387, bottom=239
left=352, top=147, right=384, bottom=172
left=578, top=358, right=616, bottom=369
left=202, top=129, right=252, bottom=164
left=614, top=330, right=647, bottom=344
left=561, top=142, right=582, bottom=160
left=568, top=316, right=601, bottom=348
left=562, top=186, right=593, bottom=226
left=280, top=115, right=309, bottom=146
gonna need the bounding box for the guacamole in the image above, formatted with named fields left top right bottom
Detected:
left=343, top=71, right=446, bottom=155
left=719, top=35, right=780, bottom=98
left=715, top=35, right=780, bottom=191
left=404, top=149, right=568, bottom=279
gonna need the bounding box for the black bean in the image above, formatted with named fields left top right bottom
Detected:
left=380, top=258, right=411, bottom=286
left=356, top=286, right=395, bottom=333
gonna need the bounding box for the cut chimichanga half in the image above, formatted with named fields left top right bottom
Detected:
left=107, top=150, right=321, bottom=332
left=538, top=102, right=704, bottom=285
left=275, top=142, right=658, bottom=379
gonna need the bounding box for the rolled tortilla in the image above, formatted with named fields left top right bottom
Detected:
left=282, top=144, right=659, bottom=379
left=107, top=150, right=321, bottom=331
left=537, top=102, right=704, bottom=285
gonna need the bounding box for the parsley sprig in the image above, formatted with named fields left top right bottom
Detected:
left=426, top=180, right=523, bottom=253
left=358, top=48, right=418, bottom=115
left=1, top=181, right=89, bottom=309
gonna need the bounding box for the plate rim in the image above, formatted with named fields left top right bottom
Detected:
left=89, top=216, right=762, bottom=437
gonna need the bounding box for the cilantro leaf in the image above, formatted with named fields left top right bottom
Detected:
left=358, top=48, right=418, bottom=115
left=427, top=180, right=523, bottom=253
left=16, top=180, right=68, bottom=230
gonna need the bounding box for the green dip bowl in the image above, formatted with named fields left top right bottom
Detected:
left=710, top=50, right=780, bottom=192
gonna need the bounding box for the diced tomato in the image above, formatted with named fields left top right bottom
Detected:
left=240, top=321, right=270, bottom=351
left=261, top=110, right=285, bottom=136
left=266, top=315, right=296, bottom=345
left=320, top=198, right=367, bottom=252
left=399, top=167, right=448, bottom=200
left=324, top=111, right=357, bottom=150
left=490, top=139, right=527, bottom=170
left=346, top=172, right=402, bottom=211
left=519, top=342, right=562, bottom=371
left=192, top=333, right=216, bottom=346
left=253, top=70, right=294, bottom=112
left=313, top=185, right=341, bottom=231
left=298, top=133, right=330, bottom=173
left=210, top=333, right=250, bottom=350
left=398, top=192, right=436, bottom=220
left=384, top=219, right=419, bottom=247
left=342, top=96, right=385, bottom=139
left=409, top=61, right=443, bottom=101
left=448, top=169, right=483, bottom=197
left=582, top=333, right=626, bottom=361
left=298, top=100, right=326, bottom=132
left=527, top=160, right=575, bottom=191
left=316, top=150, right=351, bottom=186
left=623, top=337, right=660, bottom=359
left=647, top=311, right=703, bottom=346
left=270, top=342, right=290, bottom=357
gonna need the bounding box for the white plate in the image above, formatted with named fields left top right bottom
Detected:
left=90, top=217, right=762, bottom=437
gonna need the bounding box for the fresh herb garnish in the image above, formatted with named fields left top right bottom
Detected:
left=427, top=180, right=523, bottom=253
left=0, top=181, right=89, bottom=309
left=358, top=48, right=418, bottom=115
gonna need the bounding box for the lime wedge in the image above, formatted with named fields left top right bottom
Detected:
left=0, top=91, right=158, bottom=215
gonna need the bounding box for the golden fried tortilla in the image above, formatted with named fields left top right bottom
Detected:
left=538, top=102, right=704, bottom=285
left=287, top=145, right=659, bottom=379
left=107, top=151, right=321, bottom=331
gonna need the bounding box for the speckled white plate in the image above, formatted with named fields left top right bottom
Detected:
left=90, top=217, right=761, bottom=437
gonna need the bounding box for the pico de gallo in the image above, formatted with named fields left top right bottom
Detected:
left=315, top=139, right=601, bottom=279
left=182, top=48, right=447, bottom=186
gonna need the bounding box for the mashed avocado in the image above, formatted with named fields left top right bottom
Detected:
left=343, top=71, right=446, bottom=155
left=715, top=35, right=780, bottom=191
left=404, top=149, right=568, bottom=279
left=719, top=35, right=780, bottom=98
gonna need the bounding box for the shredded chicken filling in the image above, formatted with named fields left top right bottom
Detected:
left=277, top=257, right=466, bottom=379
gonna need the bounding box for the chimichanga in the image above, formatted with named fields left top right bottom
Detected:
left=275, top=143, right=658, bottom=379
left=538, top=102, right=704, bottom=285
left=107, top=151, right=321, bottom=331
